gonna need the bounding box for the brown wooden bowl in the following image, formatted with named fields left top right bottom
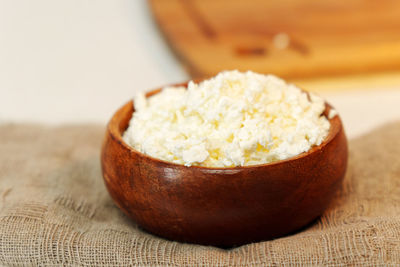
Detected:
left=101, top=83, right=348, bottom=247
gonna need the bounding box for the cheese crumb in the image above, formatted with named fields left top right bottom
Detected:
left=329, top=109, right=338, bottom=119
left=123, top=70, right=331, bottom=167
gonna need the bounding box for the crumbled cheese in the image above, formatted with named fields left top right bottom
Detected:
left=328, top=109, right=338, bottom=119
left=123, top=70, right=331, bottom=167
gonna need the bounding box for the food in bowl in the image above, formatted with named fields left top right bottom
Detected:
left=123, top=70, right=334, bottom=167
left=101, top=70, right=347, bottom=247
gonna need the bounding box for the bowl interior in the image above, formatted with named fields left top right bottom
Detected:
left=110, top=87, right=342, bottom=170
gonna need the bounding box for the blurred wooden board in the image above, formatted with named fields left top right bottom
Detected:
left=149, top=0, right=400, bottom=80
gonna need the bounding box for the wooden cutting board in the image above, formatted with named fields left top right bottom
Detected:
left=149, top=0, right=400, bottom=80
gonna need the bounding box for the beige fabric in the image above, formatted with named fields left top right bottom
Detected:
left=1, top=123, right=400, bottom=266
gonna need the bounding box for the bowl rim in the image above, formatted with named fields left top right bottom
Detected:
left=107, top=82, right=343, bottom=170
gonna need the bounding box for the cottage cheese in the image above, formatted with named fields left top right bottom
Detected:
left=123, top=70, right=331, bottom=167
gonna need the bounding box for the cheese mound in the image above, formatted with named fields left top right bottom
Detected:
left=123, top=70, right=330, bottom=167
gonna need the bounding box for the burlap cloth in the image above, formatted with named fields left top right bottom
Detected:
left=1, top=122, right=400, bottom=266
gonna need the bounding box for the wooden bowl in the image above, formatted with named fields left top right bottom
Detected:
left=101, top=84, right=348, bottom=247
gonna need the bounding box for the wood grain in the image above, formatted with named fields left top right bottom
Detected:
left=149, top=0, right=400, bottom=79
left=101, top=85, right=348, bottom=247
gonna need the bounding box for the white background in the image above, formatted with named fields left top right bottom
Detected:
left=1, top=0, right=400, bottom=139
left=0, top=0, right=187, bottom=123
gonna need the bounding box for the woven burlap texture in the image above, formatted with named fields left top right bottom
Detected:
left=1, top=123, right=400, bottom=266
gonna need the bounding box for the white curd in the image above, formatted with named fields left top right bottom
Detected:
left=123, top=70, right=331, bottom=167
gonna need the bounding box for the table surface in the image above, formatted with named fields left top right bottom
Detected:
left=1, top=0, right=399, bottom=139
